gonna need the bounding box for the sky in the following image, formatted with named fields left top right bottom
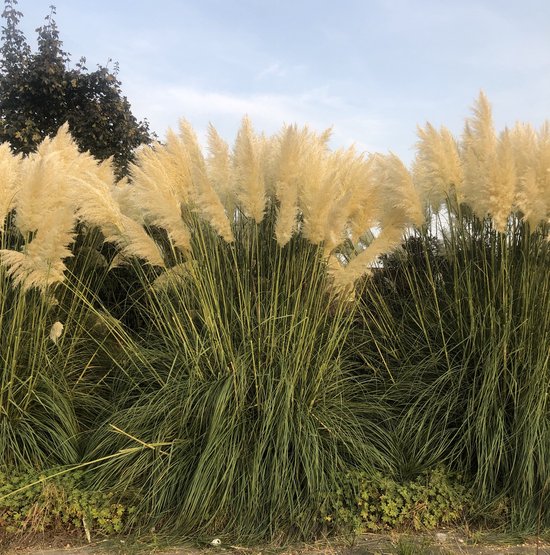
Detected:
left=14, top=0, right=550, bottom=164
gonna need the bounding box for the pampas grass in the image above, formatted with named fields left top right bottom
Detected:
left=85, top=207, right=388, bottom=540
left=0, top=143, right=20, bottom=230
left=115, top=120, right=424, bottom=295
left=233, top=117, right=267, bottom=222
left=179, top=120, right=234, bottom=242
left=0, top=93, right=548, bottom=540
left=415, top=92, right=549, bottom=233
left=357, top=92, right=550, bottom=530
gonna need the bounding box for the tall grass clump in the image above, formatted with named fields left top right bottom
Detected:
left=357, top=93, right=550, bottom=529
left=0, top=127, right=163, bottom=470
left=84, top=121, right=423, bottom=540
left=0, top=134, right=83, bottom=469
left=4, top=93, right=547, bottom=539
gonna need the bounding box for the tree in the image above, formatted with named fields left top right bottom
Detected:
left=0, top=0, right=153, bottom=176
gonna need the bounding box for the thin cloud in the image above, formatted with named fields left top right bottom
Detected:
left=125, top=82, right=400, bottom=156
left=257, top=62, right=287, bottom=79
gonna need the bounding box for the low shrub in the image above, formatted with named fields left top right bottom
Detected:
left=321, top=468, right=473, bottom=534
left=0, top=468, right=133, bottom=537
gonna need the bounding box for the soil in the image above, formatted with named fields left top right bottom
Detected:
left=1, top=531, right=549, bottom=555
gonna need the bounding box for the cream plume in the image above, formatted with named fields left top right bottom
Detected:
left=373, top=154, right=424, bottom=229
left=0, top=205, right=75, bottom=291
left=103, top=215, right=165, bottom=268
left=130, top=145, right=192, bottom=253
left=15, top=153, right=72, bottom=235
left=331, top=226, right=405, bottom=293
left=321, top=148, right=372, bottom=254
left=297, top=139, right=331, bottom=245
left=151, top=261, right=197, bottom=292
left=492, top=129, right=517, bottom=232
left=111, top=179, right=146, bottom=224
left=459, top=93, right=521, bottom=231
left=327, top=154, right=424, bottom=291
left=0, top=143, right=21, bottom=230
left=345, top=156, right=380, bottom=243
left=72, top=173, right=125, bottom=236
left=179, top=120, right=234, bottom=242
left=49, top=321, right=64, bottom=344
left=415, top=93, right=549, bottom=232
left=538, top=123, right=550, bottom=227
left=233, top=117, right=266, bottom=222
left=161, top=128, right=194, bottom=205
left=515, top=122, right=550, bottom=230
left=273, top=125, right=301, bottom=246
left=459, top=92, right=499, bottom=217
left=413, top=123, right=462, bottom=210
left=207, top=124, right=235, bottom=212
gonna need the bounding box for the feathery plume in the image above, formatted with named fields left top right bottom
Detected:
left=111, top=179, right=146, bottom=224
left=0, top=143, right=20, bottom=230
left=273, top=125, right=301, bottom=246
left=515, top=122, right=550, bottom=230
left=258, top=132, right=278, bottom=199
left=459, top=92, right=499, bottom=217
left=103, top=215, right=166, bottom=268
left=207, top=124, right=235, bottom=213
left=37, top=123, right=101, bottom=185
left=491, top=129, right=517, bottom=232
left=413, top=123, right=463, bottom=210
left=327, top=154, right=424, bottom=292
left=179, top=120, right=234, bottom=242
left=49, top=321, right=64, bottom=344
left=0, top=206, right=75, bottom=291
left=151, top=261, right=197, bottom=292
left=459, top=93, right=521, bottom=231
left=15, top=153, right=72, bottom=235
left=161, top=128, right=195, bottom=205
left=373, top=154, right=424, bottom=229
left=536, top=122, right=550, bottom=225
left=344, top=156, right=380, bottom=243
left=130, top=145, right=192, bottom=253
left=297, top=139, right=332, bottom=245
left=321, top=148, right=373, bottom=254
left=71, top=169, right=126, bottom=236
left=509, top=123, right=537, bottom=179
left=414, top=94, right=548, bottom=232
left=331, top=226, right=406, bottom=293
left=233, top=117, right=266, bottom=222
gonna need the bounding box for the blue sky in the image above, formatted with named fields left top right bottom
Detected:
left=15, top=0, right=550, bottom=163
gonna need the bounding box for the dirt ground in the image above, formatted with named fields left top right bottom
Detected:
left=1, top=531, right=549, bottom=555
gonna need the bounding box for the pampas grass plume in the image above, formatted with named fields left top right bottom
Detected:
left=0, top=143, right=20, bottom=230
left=492, top=129, right=517, bottom=232
left=179, top=120, right=234, bottom=242
left=274, top=125, right=302, bottom=246
left=104, top=215, right=166, bottom=268
left=49, top=321, right=64, bottom=344
left=130, top=145, right=192, bottom=253
left=459, top=92, right=499, bottom=219
left=233, top=117, right=266, bottom=222
left=207, top=124, right=235, bottom=213
left=413, top=123, right=462, bottom=210
left=0, top=206, right=75, bottom=291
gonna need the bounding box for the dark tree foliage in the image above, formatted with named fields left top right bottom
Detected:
left=0, top=0, right=153, bottom=176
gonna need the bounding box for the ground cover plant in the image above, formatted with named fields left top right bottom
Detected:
left=0, top=467, right=130, bottom=536
left=321, top=467, right=473, bottom=533
left=0, top=93, right=548, bottom=543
